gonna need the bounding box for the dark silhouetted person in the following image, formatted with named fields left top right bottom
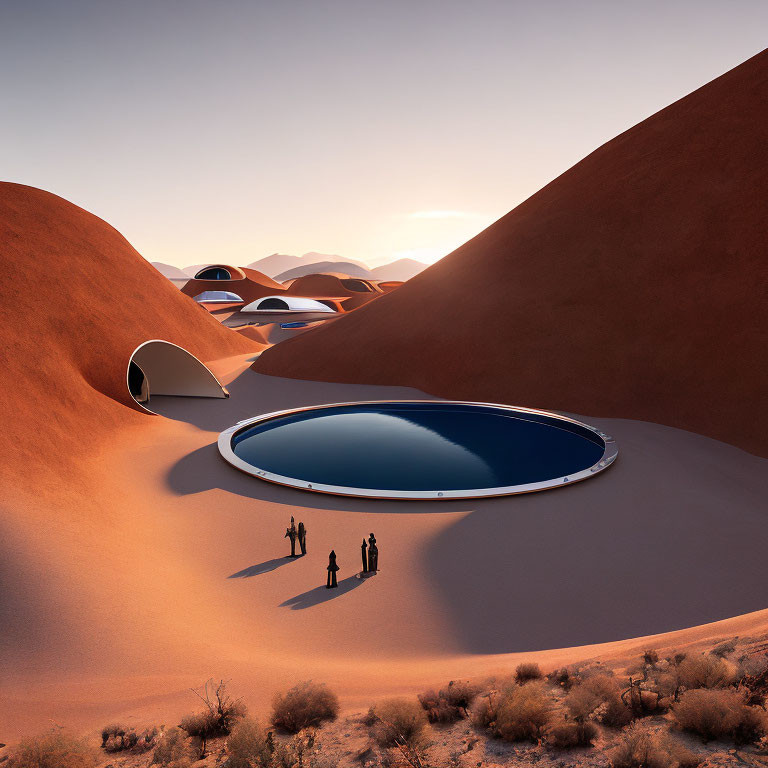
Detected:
left=298, top=521, right=307, bottom=555
left=368, top=533, right=378, bottom=572
left=326, top=550, right=339, bottom=588
left=361, top=538, right=368, bottom=573
left=285, top=515, right=298, bottom=557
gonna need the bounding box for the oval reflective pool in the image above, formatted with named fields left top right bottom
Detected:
left=218, top=401, right=618, bottom=499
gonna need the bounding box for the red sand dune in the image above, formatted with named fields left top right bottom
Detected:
left=181, top=265, right=286, bottom=304
left=0, top=182, right=259, bottom=471
left=257, top=49, right=768, bottom=457
left=283, top=273, right=382, bottom=299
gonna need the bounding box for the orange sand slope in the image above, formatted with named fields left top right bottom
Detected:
left=2, top=360, right=768, bottom=743
left=256, top=49, right=768, bottom=458
left=0, top=182, right=259, bottom=470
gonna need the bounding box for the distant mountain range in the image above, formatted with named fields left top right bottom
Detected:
left=151, top=261, right=189, bottom=280
left=247, top=252, right=370, bottom=278
left=371, top=258, right=427, bottom=282
left=275, top=261, right=374, bottom=282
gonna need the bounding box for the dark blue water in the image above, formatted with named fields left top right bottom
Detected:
left=231, top=403, right=604, bottom=492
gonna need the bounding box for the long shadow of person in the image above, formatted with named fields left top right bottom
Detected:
left=280, top=575, right=366, bottom=609
left=228, top=557, right=300, bottom=579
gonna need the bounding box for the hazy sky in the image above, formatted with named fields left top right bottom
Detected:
left=1, top=1, right=766, bottom=268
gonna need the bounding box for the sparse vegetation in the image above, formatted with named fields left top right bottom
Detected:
left=546, top=717, right=598, bottom=749
left=271, top=681, right=339, bottom=733
left=607, top=723, right=700, bottom=768
left=473, top=680, right=552, bottom=742
left=674, top=653, right=735, bottom=690
left=672, top=688, right=767, bottom=744
left=370, top=698, right=429, bottom=748
left=418, top=679, right=479, bottom=723
left=565, top=672, right=634, bottom=728
left=547, top=667, right=578, bottom=691
left=224, top=718, right=272, bottom=768
left=181, top=679, right=246, bottom=757
left=8, top=729, right=97, bottom=768
left=514, top=662, right=543, bottom=685
left=152, top=727, right=193, bottom=768
left=100, top=723, right=158, bottom=753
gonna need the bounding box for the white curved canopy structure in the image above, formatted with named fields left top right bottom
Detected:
left=240, top=295, right=336, bottom=313
left=193, top=290, right=244, bottom=303
left=127, top=340, right=229, bottom=414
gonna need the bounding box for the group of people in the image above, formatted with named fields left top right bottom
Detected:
left=282, top=516, right=377, bottom=589
left=326, top=532, right=379, bottom=588
left=284, top=516, right=307, bottom=557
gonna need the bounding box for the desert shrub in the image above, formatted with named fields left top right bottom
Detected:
left=643, top=649, right=660, bottom=667
left=370, top=698, right=429, bottom=748
left=8, top=730, right=97, bottom=768
left=270, top=731, right=333, bottom=768
left=548, top=667, right=578, bottom=691
left=225, top=718, right=271, bottom=768
left=440, top=679, right=479, bottom=711
left=546, top=718, right=598, bottom=749
left=608, top=723, right=700, bottom=768
left=565, top=673, right=633, bottom=727
left=418, top=689, right=460, bottom=724
left=100, top=723, right=127, bottom=747
left=711, top=639, right=737, bottom=658
left=515, top=662, right=543, bottom=685
left=474, top=681, right=552, bottom=742
left=153, top=727, right=193, bottom=768
left=675, top=653, right=734, bottom=690
left=181, top=679, right=246, bottom=756
left=418, top=679, right=479, bottom=724
left=470, top=694, right=496, bottom=730
left=672, top=688, right=767, bottom=744
left=136, top=727, right=159, bottom=752
left=271, top=681, right=339, bottom=733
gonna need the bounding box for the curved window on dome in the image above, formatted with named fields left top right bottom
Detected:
left=258, top=297, right=290, bottom=310
left=341, top=278, right=372, bottom=292
left=195, top=266, right=232, bottom=280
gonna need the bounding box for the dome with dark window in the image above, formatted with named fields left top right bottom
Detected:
left=195, top=266, right=233, bottom=280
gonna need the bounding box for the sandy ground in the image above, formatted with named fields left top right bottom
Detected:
left=2, top=357, right=767, bottom=745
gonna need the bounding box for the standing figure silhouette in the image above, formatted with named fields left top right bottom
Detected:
left=326, top=550, right=339, bottom=588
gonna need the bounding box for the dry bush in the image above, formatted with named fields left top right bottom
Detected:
left=672, top=688, right=767, bottom=744
left=153, top=727, right=194, bottom=768
left=440, top=679, right=480, bottom=711
left=546, top=718, right=598, bottom=749
left=102, top=725, right=155, bottom=753
left=418, top=689, right=460, bottom=724
left=710, top=638, right=738, bottom=658
left=418, top=679, right=479, bottom=724
left=269, top=730, right=332, bottom=768
left=608, top=723, right=700, bottom=768
left=271, top=681, right=339, bottom=733
left=643, top=650, right=660, bottom=667
left=548, top=667, right=578, bottom=691
left=100, top=723, right=127, bottom=747
left=565, top=673, right=633, bottom=728
left=515, top=662, right=543, bottom=685
left=181, top=679, right=246, bottom=756
left=225, top=718, right=271, bottom=768
left=473, top=681, right=552, bottom=742
left=675, top=653, right=734, bottom=690
left=370, top=698, right=429, bottom=748
left=8, top=730, right=97, bottom=768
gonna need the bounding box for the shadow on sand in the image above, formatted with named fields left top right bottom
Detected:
left=228, top=556, right=302, bottom=578
left=149, top=369, right=434, bottom=433
left=280, top=574, right=368, bottom=610
left=167, top=441, right=474, bottom=515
